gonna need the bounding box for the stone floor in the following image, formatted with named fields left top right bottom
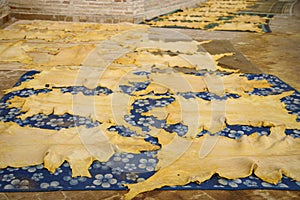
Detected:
left=0, top=2, right=300, bottom=200
left=1, top=190, right=300, bottom=200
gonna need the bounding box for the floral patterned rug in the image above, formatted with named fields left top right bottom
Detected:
left=0, top=70, right=299, bottom=192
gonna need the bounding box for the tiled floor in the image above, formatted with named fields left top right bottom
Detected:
left=0, top=2, right=300, bottom=200
left=1, top=190, right=300, bottom=200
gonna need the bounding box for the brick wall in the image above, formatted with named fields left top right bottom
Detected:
left=8, top=0, right=138, bottom=23
left=7, top=0, right=202, bottom=23
left=0, top=0, right=10, bottom=26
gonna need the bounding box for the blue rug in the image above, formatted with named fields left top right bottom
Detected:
left=0, top=70, right=299, bottom=191
left=142, top=10, right=273, bottom=33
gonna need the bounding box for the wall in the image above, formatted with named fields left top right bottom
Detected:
left=8, top=0, right=138, bottom=23
left=7, top=0, right=201, bottom=23
left=144, top=0, right=200, bottom=19
left=0, top=0, right=10, bottom=26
